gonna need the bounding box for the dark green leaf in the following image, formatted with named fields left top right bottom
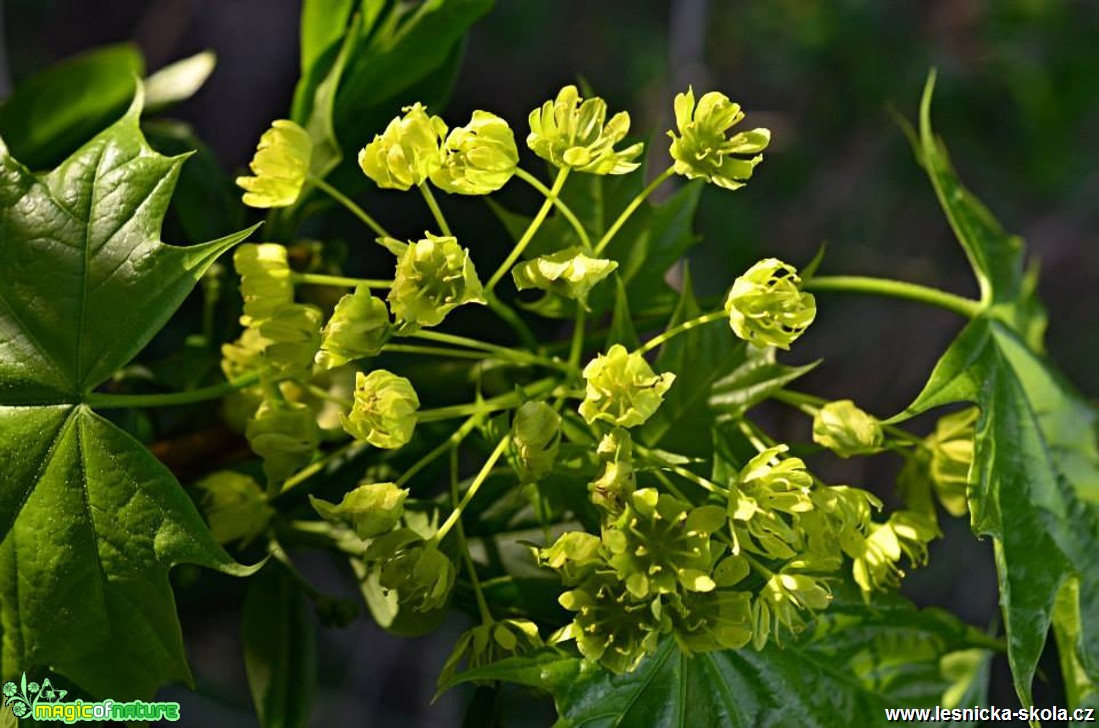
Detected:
left=640, top=267, right=737, bottom=456
left=606, top=277, right=641, bottom=350
left=709, top=345, right=818, bottom=421
left=891, top=73, right=1099, bottom=710
left=0, top=44, right=143, bottom=170
left=0, top=92, right=258, bottom=699
left=445, top=592, right=995, bottom=727
left=243, top=567, right=317, bottom=728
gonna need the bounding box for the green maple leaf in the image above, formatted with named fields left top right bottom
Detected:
left=892, top=73, right=1099, bottom=715
left=0, top=90, right=258, bottom=700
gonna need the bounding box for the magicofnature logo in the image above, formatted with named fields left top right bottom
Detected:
left=2, top=673, right=181, bottom=723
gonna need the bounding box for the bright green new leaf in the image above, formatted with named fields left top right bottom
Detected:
left=892, top=72, right=1099, bottom=711
left=0, top=91, right=258, bottom=699
left=443, top=592, right=996, bottom=727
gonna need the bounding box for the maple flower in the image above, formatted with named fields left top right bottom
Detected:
left=668, top=87, right=770, bottom=190
left=237, top=119, right=313, bottom=207
left=527, top=85, right=643, bottom=175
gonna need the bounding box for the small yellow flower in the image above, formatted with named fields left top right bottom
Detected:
left=340, top=370, right=420, bottom=449
left=668, top=88, right=770, bottom=190
left=384, top=233, right=485, bottom=328
left=725, top=258, right=816, bottom=349
left=812, top=400, right=884, bottom=458
left=431, top=111, right=518, bottom=195
left=579, top=344, right=675, bottom=428
left=236, top=120, right=313, bottom=208
left=512, top=247, right=618, bottom=309
left=234, top=243, right=293, bottom=327
left=359, top=103, right=447, bottom=190
left=527, top=85, right=642, bottom=175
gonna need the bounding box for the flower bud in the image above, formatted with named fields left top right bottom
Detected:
left=431, top=111, right=518, bottom=195
left=358, top=103, right=447, bottom=190
left=258, top=302, right=323, bottom=380
left=812, top=399, right=884, bottom=458
left=579, top=344, right=675, bottom=428
left=340, top=370, right=419, bottom=449
left=246, top=400, right=320, bottom=484
left=589, top=428, right=636, bottom=512
left=668, top=88, right=770, bottom=190
left=725, top=258, right=816, bottom=349
left=511, top=401, right=562, bottom=483
left=317, top=286, right=391, bottom=369
left=310, top=482, right=408, bottom=539
left=196, top=471, right=273, bottom=545
left=234, top=243, right=293, bottom=327
left=384, top=233, right=485, bottom=328
left=236, top=119, right=313, bottom=208
left=512, top=246, right=618, bottom=309
left=527, top=85, right=643, bottom=175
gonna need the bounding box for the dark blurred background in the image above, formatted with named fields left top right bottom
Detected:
left=3, top=0, right=1097, bottom=725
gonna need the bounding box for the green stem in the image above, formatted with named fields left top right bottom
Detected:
left=432, top=435, right=511, bottom=544
left=267, top=538, right=321, bottom=598
left=514, top=167, right=591, bottom=250
left=309, top=175, right=391, bottom=239
left=396, top=417, right=479, bottom=488
left=277, top=440, right=363, bottom=498
left=635, top=310, right=726, bottom=355
left=484, top=292, right=539, bottom=350
left=635, top=443, right=727, bottom=495
left=487, top=168, right=570, bottom=291
left=407, top=329, right=569, bottom=372
left=416, top=378, right=557, bottom=424
left=802, top=275, right=980, bottom=318
left=419, top=182, right=452, bottom=236
left=291, top=272, right=392, bottom=289
left=85, top=371, right=261, bottom=409
left=452, top=448, right=494, bottom=624
left=568, top=307, right=587, bottom=370
left=382, top=344, right=503, bottom=361
left=593, top=166, right=674, bottom=255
